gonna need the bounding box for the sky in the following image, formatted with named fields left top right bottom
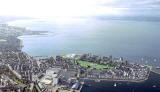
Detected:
left=0, top=0, right=160, bottom=18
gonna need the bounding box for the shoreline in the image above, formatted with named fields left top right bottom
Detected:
left=14, top=30, right=155, bottom=84
left=151, top=70, right=160, bottom=75
left=82, top=77, right=148, bottom=83
left=1, top=25, right=159, bottom=92
left=82, top=71, right=158, bottom=83
left=84, top=70, right=160, bottom=83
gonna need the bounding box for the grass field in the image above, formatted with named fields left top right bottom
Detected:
left=62, top=56, right=75, bottom=63
left=62, top=56, right=114, bottom=70
left=148, top=66, right=152, bottom=70
left=0, top=39, right=7, bottom=42
left=77, top=60, right=113, bottom=70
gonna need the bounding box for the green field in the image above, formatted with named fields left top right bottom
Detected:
left=62, top=56, right=115, bottom=70
left=77, top=60, right=114, bottom=70
left=0, top=39, right=7, bottom=42
left=148, top=66, right=152, bottom=70
left=62, top=56, right=75, bottom=63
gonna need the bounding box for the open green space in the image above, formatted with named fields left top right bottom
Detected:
left=0, top=39, right=7, bottom=42
left=62, top=56, right=75, bottom=63
left=77, top=60, right=114, bottom=70
left=62, top=56, right=115, bottom=70
left=148, top=65, right=152, bottom=70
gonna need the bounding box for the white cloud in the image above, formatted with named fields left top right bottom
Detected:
left=1, top=0, right=159, bottom=18
left=0, top=0, right=121, bottom=18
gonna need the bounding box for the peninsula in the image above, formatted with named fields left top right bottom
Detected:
left=0, top=24, right=151, bottom=92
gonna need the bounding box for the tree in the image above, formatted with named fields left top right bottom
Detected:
left=87, top=65, right=91, bottom=68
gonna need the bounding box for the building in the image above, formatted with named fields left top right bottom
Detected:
left=72, top=82, right=80, bottom=90
left=52, top=78, right=59, bottom=86
left=46, top=68, right=60, bottom=77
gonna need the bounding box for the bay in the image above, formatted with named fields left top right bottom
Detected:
left=14, top=18, right=160, bottom=59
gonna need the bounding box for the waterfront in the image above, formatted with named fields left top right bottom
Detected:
left=9, top=18, right=160, bottom=92
left=13, top=18, right=160, bottom=67
left=81, top=72, right=160, bottom=92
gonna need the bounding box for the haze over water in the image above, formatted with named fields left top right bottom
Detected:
left=12, top=18, right=160, bottom=60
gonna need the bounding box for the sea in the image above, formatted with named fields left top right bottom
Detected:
left=9, top=17, right=160, bottom=92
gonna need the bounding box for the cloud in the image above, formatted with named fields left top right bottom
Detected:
left=102, top=0, right=160, bottom=8
left=100, top=0, right=160, bottom=16
left=0, top=0, right=121, bottom=18
left=0, top=0, right=159, bottom=17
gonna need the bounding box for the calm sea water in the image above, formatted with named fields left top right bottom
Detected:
left=14, top=18, right=160, bottom=59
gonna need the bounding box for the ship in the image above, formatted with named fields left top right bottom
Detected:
left=156, top=67, right=160, bottom=69
left=114, top=83, right=117, bottom=87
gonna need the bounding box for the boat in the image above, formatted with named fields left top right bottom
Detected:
left=95, top=79, right=101, bottom=82
left=114, top=83, right=117, bottom=87
left=153, top=85, right=156, bottom=88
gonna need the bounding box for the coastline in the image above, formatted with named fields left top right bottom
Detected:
left=81, top=71, right=160, bottom=92
left=8, top=26, right=156, bottom=91
left=151, top=70, right=160, bottom=75
left=1, top=24, right=160, bottom=92
left=82, top=71, right=159, bottom=84
left=14, top=36, right=152, bottom=84
left=82, top=77, right=148, bottom=83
